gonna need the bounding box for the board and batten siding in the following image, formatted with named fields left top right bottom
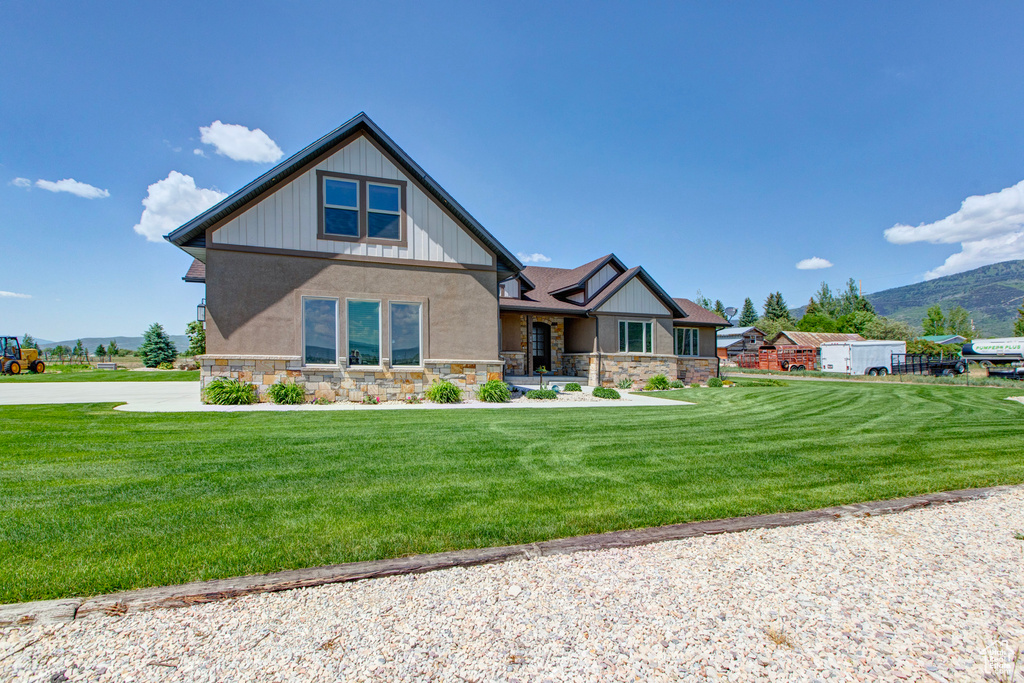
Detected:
left=585, top=263, right=618, bottom=300
left=210, top=135, right=494, bottom=267
left=597, top=277, right=671, bottom=315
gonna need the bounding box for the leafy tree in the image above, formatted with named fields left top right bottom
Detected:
left=753, top=316, right=786, bottom=342
left=738, top=297, right=758, bottom=326
left=922, top=305, right=946, bottom=336
left=836, top=310, right=876, bottom=336
left=863, top=316, right=915, bottom=341
left=812, top=282, right=840, bottom=318
left=797, top=313, right=838, bottom=333
left=108, top=340, right=119, bottom=357
left=712, top=299, right=727, bottom=319
left=95, top=344, right=107, bottom=359
left=906, top=338, right=948, bottom=356
left=186, top=320, right=206, bottom=357
left=51, top=345, right=66, bottom=363
left=694, top=289, right=712, bottom=310
left=1015, top=304, right=1024, bottom=337
left=945, top=305, right=974, bottom=340
left=21, top=334, right=38, bottom=350
left=139, top=323, right=177, bottom=368
left=72, top=339, right=86, bottom=361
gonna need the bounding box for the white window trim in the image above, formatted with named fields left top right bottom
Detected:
left=301, top=296, right=340, bottom=368
left=389, top=301, right=424, bottom=368
left=618, top=319, right=654, bottom=354
left=346, top=298, right=383, bottom=370
left=675, top=327, right=699, bottom=357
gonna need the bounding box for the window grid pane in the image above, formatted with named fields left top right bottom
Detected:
left=390, top=302, right=421, bottom=366
left=367, top=184, right=400, bottom=213
left=347, top=300, right=380, bottom=366
left=325, top=179, right=358, bottom=208
left=644, top=323, right=652, bottom=353
left=303, top=299, right=337, bottom=365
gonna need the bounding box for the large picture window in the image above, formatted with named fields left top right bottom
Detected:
left=347, top=300, right=381, bottom=366
left=618, top=320, right=652, bottom=353
left=675, top=327, right=699, bottom=356
left=390, top=302, right=422, bottom=366
left=303, top=297, right=338, bottom=366
left=318, top=171, right=406, bottom=245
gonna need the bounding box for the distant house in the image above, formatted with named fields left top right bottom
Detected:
left=498, top=254, right=728, bottom=386
left=716, top=326, right=766, bottom=360
left=919, top=334, right=967, bottom=345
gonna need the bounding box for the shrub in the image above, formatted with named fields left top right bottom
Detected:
left=690, top=382, right=701, bottom=388
left=526, top=388, right=558, bottom=399
left=404, top=395, right=422, bottom=404
left=157, top=361, right=174, bottom=370
left=592, top=386, right=620, bottom=399
left=362, top=395, right=381, bottom=405
left=477, top=379, right=511, bottom=403
left=204, top=377, right=257, bottom=405
left=564, top=382, right=582, bottom=392
left=708, top=377, right=724, bottom=388
left=669, top=380, right=685, bottom=388
left=644, top=374, right=670, bottom=391
left=268, top=382, right=304, bottom=405
left=426, top=379, right=462, bottom=403
left=616, top=378, right=633, bottom=390
left=722, top=379, right=735, bottom=386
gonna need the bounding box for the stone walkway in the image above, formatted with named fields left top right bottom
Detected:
left=0, top=382, right=688, bottom=412
left=2, top=488, right=1022, bottom=681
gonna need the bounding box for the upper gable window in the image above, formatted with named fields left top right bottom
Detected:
left=318, top=171, right=407, bottom=246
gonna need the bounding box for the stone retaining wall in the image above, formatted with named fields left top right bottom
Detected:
left=199, top=356, right=504, bottom=403
left=499, top=351, right=526, bottom=375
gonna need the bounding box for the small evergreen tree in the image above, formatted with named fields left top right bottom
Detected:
left=813, top=282, right=840, bottom=318
left=139, top=323, right=177, bottom=368
left=922, top=305, right=946, bottom=336
left=186, top=321, right=206, bottom=357
left=95, top=343, right=107, bottom=359
left=738, top=298, right=758, bottom=326
left=763, top=292, right=795, bottom=325
left=72, top=339, right=86, bottom=361
left=712, top=299, right=727, bottom=319
left=1015, top=304, right=1024, bottom=337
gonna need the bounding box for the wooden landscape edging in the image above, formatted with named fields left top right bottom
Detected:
left=1, top=484, right=1018, bottom=627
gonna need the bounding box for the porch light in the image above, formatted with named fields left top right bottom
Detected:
left=197, top=298, right=206, bottom=322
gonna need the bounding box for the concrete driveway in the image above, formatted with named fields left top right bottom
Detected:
left=0, top=381, right=690, bottom=412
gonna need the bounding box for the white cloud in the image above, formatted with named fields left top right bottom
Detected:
left=517, top=252, right=551, bottom=264
left=132, top=171, right=227, bottom=242
left=10, top=177, right=31, bottom=188
left=199, top=120, right=283, bottom=163
left=796, top=257, right=833, bottom=270
left=0, top=290, right=31, bottom=298
left=884, top=179, right=1024, bottom=279
left=35, top=178, right=109, bottom=199
left=193, top=148, right=206, bottom=157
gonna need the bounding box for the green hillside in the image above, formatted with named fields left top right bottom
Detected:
left=865, top=260, right=1024, bottom=337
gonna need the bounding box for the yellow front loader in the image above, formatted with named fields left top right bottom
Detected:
left=1, top=336, right=44, bottom=374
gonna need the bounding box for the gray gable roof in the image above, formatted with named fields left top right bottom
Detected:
left=164, top=112, right=523, bottom=276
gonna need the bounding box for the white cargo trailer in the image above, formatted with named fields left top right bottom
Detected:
left=820, top=340, right=907, bottom=376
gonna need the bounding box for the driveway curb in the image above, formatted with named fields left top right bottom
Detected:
left=2, top=484, right=1018, bottom=627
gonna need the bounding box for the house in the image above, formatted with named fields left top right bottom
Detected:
left=919, top=334, right=967, bottom=345
left=166, top=113, right=523, bottom=402
left=716, top=326, right=766, bottom=360
left=497, top=254, right=727, bottom=386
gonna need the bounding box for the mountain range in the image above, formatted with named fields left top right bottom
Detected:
left=32, top=335, right=190, bottom=353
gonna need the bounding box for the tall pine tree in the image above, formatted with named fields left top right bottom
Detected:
left=738, top=298, right=758, bottom=326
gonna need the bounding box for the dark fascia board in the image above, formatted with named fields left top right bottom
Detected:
left=589, top=267, right=687, bottom=318
left=548, top=254, right=625, bottom=297
left=499, top=303, right=589, bottom=316
left=183, top=275, right=206, bottom=284
left=501, top=271, right=536, bottom=292
left=673, top=319, right=730, bottom=329
left=164, top=112, right=523, bottom=275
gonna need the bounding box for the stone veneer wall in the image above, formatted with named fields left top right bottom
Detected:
left=557, top=353, right=719, bottom=387
left=677, top=356, right=718, bottom=384
left=199, top=356, right=504, bottom=403
left=499, top=351, right=526, bottom=375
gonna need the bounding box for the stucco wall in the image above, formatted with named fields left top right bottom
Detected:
left=205, top=248, right=499, bottom=361
left=595, top=314, right=674, bottom=355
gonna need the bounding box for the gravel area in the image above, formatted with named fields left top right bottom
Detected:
left=3, top=488, right=1022, bottom=682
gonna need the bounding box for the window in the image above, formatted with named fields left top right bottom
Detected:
left=323, top=179, right=359, bottom=237
left=390, top=302, right=422, bottom=366
left=367, top=183, right=401, bottom=240
left=618, top=320, right=652, bottom=353
left=347, top=300, right=381, bottom=366
left=318, top=171, right=406, bottom=245
left=303, top=298, right=338, bottom=366
left=675, top=328, right=699, bottom=356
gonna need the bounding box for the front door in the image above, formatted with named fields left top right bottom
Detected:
left=532, top=322, right=551, bottom=373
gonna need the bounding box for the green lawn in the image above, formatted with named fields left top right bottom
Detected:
left=1, top=381, right=1022, bottom=603
left=0, top=369, right=199, bottom=382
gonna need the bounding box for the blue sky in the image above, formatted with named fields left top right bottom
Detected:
left=3, top=2, right=1024, bottom=340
